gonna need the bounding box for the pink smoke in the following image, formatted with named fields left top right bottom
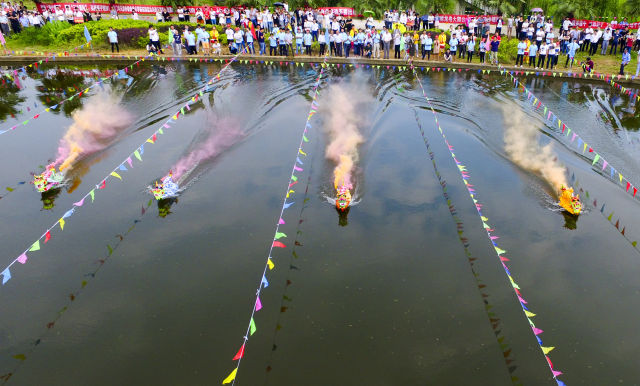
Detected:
left=171, top=125, right=244, bottom=182
left=55, top=93, right=133, bottom=171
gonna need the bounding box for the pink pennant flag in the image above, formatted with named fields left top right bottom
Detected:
left=552, top=370, right=563, bottom=377
left=255, top=296, right=262, bottom=311
left=532, top=327, right=544, bottom=335
left=278, top=218, right=285, bottom=225
left=517, top=295, right=527, bottom=304
left=73, top=198, right=85, bottom=207
left=294, top=166, right=303, bottom=172
left=602, top=160, right=608, bottom=171
left=127, top=157, right=133, bottom=168
left=272, top=241, right=286, bottom=248
left=17, top=253, right=27, bottom=264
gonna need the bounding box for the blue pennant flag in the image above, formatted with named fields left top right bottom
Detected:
left=83, top=25, right=92, bottom=43
left=1, top=268, right=10, bottom=285
left=261, top=275, right=269, bottom=288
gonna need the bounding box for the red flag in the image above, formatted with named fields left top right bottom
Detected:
left=634, top=187, right=638, bottom=197
left=272, top=241, right=286, bottom=248
left=44, top=231, right=51, bottom=243
left=626, top=182, right=631, bottom=192
left=250, top=23, right=256, bottom=40
left=233, top=344, right=245, bottom=360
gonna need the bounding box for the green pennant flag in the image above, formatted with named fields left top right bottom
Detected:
left=89, top=189, right=95, bottom=202
left=249, top=318, right=257, bottom=335
left=303, top=135, right=309, bottom=142
left=592, top=153, right=600, bottom=165
left=107, top=244, right=113, bottom=256
left=134, top=150, right=142, bottom=161
left=275, top=232, right=287, bottom=239
left=291, top=175, right=298, bottom=181
left=158, top=128, right=164, bottom=135
left=29, top=240, right=40, bottom=251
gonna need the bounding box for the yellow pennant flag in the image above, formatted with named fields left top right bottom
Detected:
left=222, top=368, right=237, bottom=384
left=267, top=258, right=274, bottom=270
left=59, top=218, right=65, bottom=231
left=481, top=216, right=489, bottom=221
left=298, top=149, right=307, bottom=156
left=110, top=171, right=122, bottom=180
left=541, top=346, right=555, bottom=354
left=524, top=310, right=536, bottom=318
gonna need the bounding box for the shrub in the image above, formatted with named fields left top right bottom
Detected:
left=497, top=37, right=518, bottom=64
left=8, top=21, right=72, bottom=46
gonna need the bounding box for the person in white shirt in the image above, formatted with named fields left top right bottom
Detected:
left=382, top=28, right=392, bottom=59
left=589, top=28, right=601, bottom=55
left=55, top=6, right=64, bottom=22
left=148, top=26, right=164, bottom=54
left=562, top=18, right=572, bottom=32
left=601, top=27, right=612, bottom=55
left=131, top=10, right=139, bottom=20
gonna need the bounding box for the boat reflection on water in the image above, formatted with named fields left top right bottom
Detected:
left=336, top=206, right=350, bottom=227
left=40, top=187, right=62, bottom=210
left=157, top=197, right=178, bottom=218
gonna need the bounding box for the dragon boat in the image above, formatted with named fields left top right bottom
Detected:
left=335, top=184, right=352, bottom=212
left=150, top=173, right=180, bottom=200
left=559, top=186, right=582, bottom=215
left=33, top=164, right=66, bottom=193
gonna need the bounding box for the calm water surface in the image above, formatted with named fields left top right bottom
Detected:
left=0, top=61, right=639, bottom=385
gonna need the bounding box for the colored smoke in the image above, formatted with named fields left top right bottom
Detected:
left=55, top=93, right=133, bottom=171
left=323, top=83, right=370, bottom=190
left=171, top=117, right=243, bottom=182
left=503, top=106, right=568, bottom=192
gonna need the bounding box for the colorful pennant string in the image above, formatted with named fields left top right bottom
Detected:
left=499, top=65, right=639, bottom=205
left=0, top=53, right=156, bottom=136
left=222, top=53, right=329, bottom=386
left=0, top=41, right=91, bottom=80
left=569, top=171, right=639, bottom=253
left=0, top=49, right=246, bottom=288
left=263, top=159, right=314, bottom=377
left=0, top=198, right=154, bottom=383
left=410, top=61, right=565, bottom=386
left=410, top=106, right=521, bottom=384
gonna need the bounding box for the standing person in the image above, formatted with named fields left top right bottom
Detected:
left=318, top=28, right=326, bottom=56
left=200, top=28, right=210, bottom=55
left=372, top=28, right=380, bottom=59
left=620, top=47, right=631, bottom=75
left=589, top=28, right=601, bottom=56
left=635, top=47, right=640, bottom=76
left=285, top=28, right=294, bottom=56
left=148, top=26, right=164, bottom=54
left=269, top=31, right=277, bottom=55
left=257, top=27, right=265, bottom=55
left=382, top=27, right=391, bottom=59
left=107, top=27, right=119, bottom=53
left=537, top=40, right=547, bottom=68
left=170, top=26, right=181, bottom=55
left=546, top=41, right=557, bottom=69
left=245, top=27, right=255, bottom=54
left=516, top=38, right=526, bottom=67
left=478, top=36, right=486, bottom=63
left=424, top=33, right=433, bottom=60
left=393, top=28, right=402, bottom=59
left=601, top=27, right=612, bottom=55
left=565, top=39, right=579, bottom=68
left=528, top=40, right=537, bottom=67
left=496, top=17, right=503, bottom=35
left=437, top=31, right=446, bottom=59
left=184, top=28, right=196, bottom=54
left=507, top=15, right=514, bottom=38
left=303, top=28, right=312, bottom=55
left=448, top=34, right=458, bottom=62
left=489, top=34, right=500, bottom=64
left=610, top=29, right=620, bottom=55
left=295, top=26, right=303, bottom=54
left=466, top=35, right=475, bottom=62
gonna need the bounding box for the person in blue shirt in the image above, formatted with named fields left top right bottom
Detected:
left=269, top=32, right=277, bottom=56
left=610, top=29, right=620, bottom=55
left=620, top=47, right=631, bottom=75
left=449, top=36, right=458, bottom=62
left=340, top=30, right=350, bottom=58
left=355, top=30, right=365, bottom=56
left=246, top=29, right=255, bottom=54
left=184, top=28, right=196, bottom=55
left=278, top=30, right=287, bottom=56
left=565, top=39, right=579, bottom=68
left=516, top=38, right=526, bottom=67
left=528, top=42, right=538, bottom=68
left=295, top=27, right=303, bottom=54
left=303, top=29, right=312, bottom=55
left=256, top=27, right=265, bottom=55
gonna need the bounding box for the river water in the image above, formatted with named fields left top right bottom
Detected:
left=0, top=61, right=639, bottom=385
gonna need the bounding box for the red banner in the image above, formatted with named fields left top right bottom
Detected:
left=316, top=7, right=355, bottom=16
left=36, top=3, right=236, bottom=15
left=438, top=14, right=502, bottom=25
left=35, top=3, right=355, bottom=17
left=569, top=19, right=640, bottom=29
